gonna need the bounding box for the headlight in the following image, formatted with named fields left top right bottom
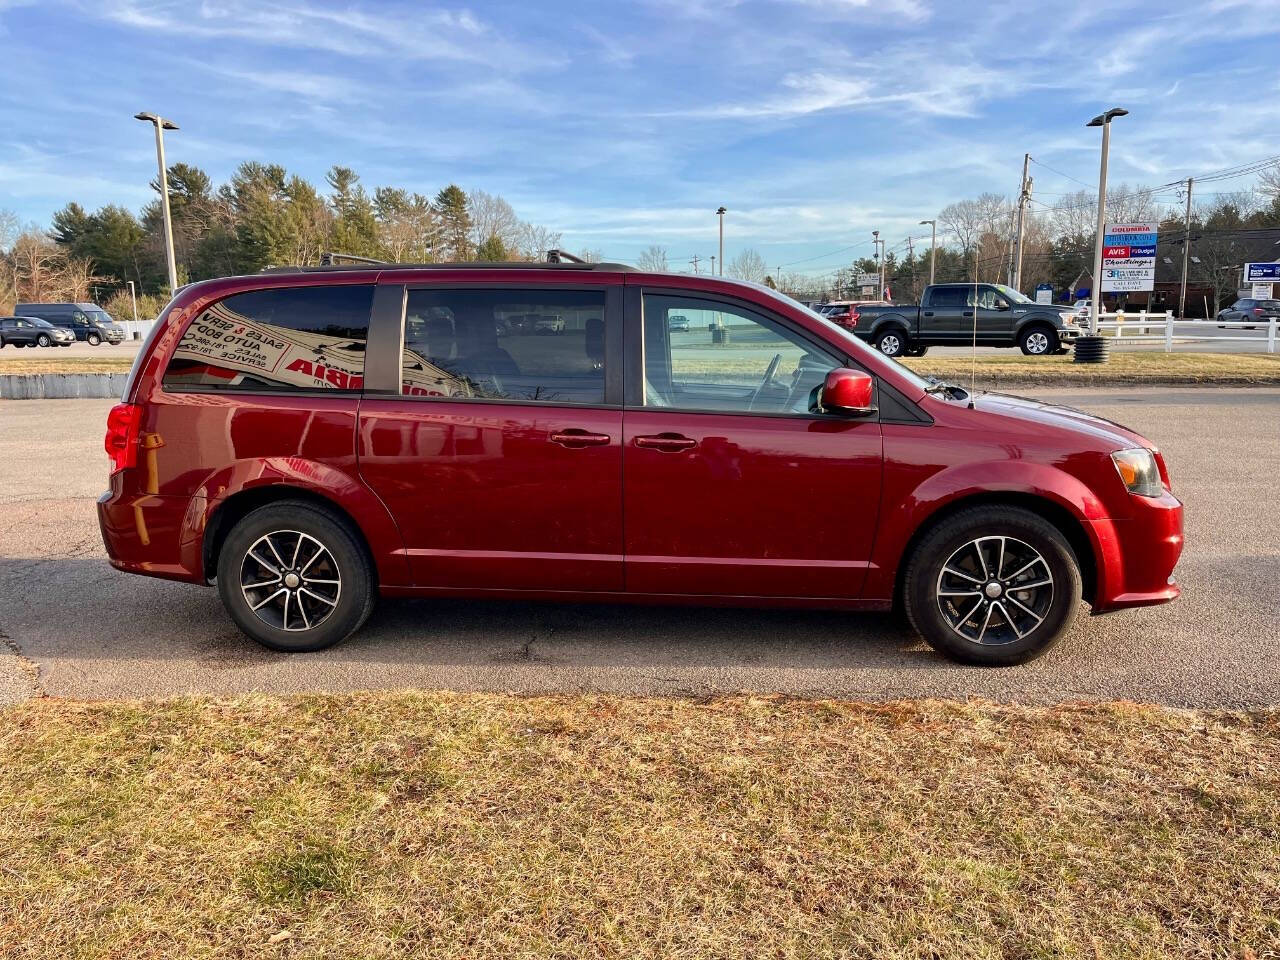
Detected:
left=1111, top=448, right=1162, bottom=497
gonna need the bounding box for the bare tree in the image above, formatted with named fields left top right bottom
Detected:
left=938, top=198, right=983, bottom=257
left=578, top=247, right=603, bottom=263
left=727, top=248, right=768, bottom=283
left=467, top=190, right=521, bottom=251
left=636, top=244, right=668, bottom=271
left=514, top=222, right=563, bottom=261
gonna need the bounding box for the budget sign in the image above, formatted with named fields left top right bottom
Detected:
left=1101, top=222, right=1157, bottom=292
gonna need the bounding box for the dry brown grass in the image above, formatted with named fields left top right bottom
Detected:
left=1, top=693, right=1277, bottom=958
left=0, top=355, right=134, bottom=375
left=901, top=351, right=1280, bottom=387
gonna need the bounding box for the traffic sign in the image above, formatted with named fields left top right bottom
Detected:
left=1101, top=223, right=1156, bottom=292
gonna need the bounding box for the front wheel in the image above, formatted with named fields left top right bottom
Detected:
left=37, top=333, right=52, bottom=347
left=217, top=500, right=375, bottom=652
left=903, top=505, right=1082, bottom=666
left=87, top=333, right=101, bottom=346
left=875, top=329, right=907, bottom=357
left=1019, top=326, right=1058, bottom=355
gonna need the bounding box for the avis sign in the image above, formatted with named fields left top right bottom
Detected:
left=1101, top=222, right=1157, bottom=293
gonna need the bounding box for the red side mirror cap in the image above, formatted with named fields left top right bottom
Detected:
left=822, top=368, right=875, bottom=416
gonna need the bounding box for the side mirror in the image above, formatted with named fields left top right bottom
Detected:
left=821, top=368, right=875, bottom=417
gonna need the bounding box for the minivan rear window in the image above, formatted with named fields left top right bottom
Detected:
left=163, top=285, right=374, bottom=392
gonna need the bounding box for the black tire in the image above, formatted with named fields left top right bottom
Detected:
left=12, top=342, right=25, bottom=348
left=87, top=333, right=101, bottom=346
left=906, top=345, right=929, bottom=357
left=1053, top=346, right=1071, bottom=355
left=37, top=333, right=51, bottom=347
left=902, top=505, right=1081, bottom=666
left=875, top=328, right=908, bottom=357
left=216, top=500, right=375, bottom=653
left=1019, top=325, right=1058, bottom=356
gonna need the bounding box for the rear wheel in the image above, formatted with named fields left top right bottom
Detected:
left=875, top=329, right=907, bottom=357
left=216, top=501, right=375, bottom=652
left=1019, top=325, right=1058, bottom=355
left=903, top=505, right=1081, bottom=666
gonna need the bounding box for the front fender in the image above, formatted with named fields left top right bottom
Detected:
left=178, top=457, right=411, bottom=586
left=864, top=456, right=1115, bottom=602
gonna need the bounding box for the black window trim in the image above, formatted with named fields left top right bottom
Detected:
left=363, top=280, right=625, bottom=408
left=628, top=285, right=902, bottom=423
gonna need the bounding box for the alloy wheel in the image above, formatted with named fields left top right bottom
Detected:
left=879, top=334, right=901, bottom=355
left=239, top=530, right=342, bottom=632
left=935, top=535, right=1054, bottom=646
left=1026, top=331, right=1049, bottom=354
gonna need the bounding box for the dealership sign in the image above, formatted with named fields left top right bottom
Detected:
left=1101, top=222, right=1157, bottom=292
left=1244, top=262, right=1280, bottom=283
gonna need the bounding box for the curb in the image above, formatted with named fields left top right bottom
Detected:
left=0, top=373, right=129, bottom=399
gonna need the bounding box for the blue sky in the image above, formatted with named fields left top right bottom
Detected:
left=2, top=0, right=1279, bottom=277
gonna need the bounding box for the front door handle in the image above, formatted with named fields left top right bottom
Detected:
left=634, top=433, right=697, bottom=452
left=922, top=311, right=934, bottom=317
left=550, top=429, right=611, bottom=448
left=962, top=310, right=973, bottom=317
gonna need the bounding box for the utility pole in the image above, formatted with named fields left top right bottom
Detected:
left=1178, top=177, right=1193, bottom=320
left=710, top=255, right=716, bottom=276
left=872, top=230, right=883, bottom=299
left=906, top=236, right=915, bottom=298
left=1012, top=152, right=1032, bottom=291
left=919, top=219, right=936, bottom=285
left=689, top=255, right=702, bottom=275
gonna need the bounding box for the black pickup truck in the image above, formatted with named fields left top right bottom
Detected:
left=843, top=283, right=1086, bottom=357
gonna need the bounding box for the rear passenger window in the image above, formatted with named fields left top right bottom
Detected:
left=400, top=289, right=606, bottom=404
left=163, top=285, right=373, bottom=392
left=929, top=288, right=967, bottom=308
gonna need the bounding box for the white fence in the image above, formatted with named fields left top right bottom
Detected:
left=1089, top=310, right=1277, bottom=353
left=118, top=319, right=157, bottom=341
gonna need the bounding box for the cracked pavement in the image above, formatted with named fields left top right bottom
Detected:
left=1, top=387, right=1278, bottom=707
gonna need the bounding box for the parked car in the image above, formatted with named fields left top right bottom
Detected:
left=534, top=314, right=565, bottom=335
left=14, top=302, right=125, bottom=345
left=853, top=284, right=1085, bottom=356
left=668, top=314, right=690, bottom=332
left=99, top=262, right=1182, bottom=666
left=1217, top=298, right=1280, bottom=330
left=0, top=316, right=76, bottom=348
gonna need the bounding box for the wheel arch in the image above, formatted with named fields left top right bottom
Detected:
left=891, top=491, right=1099, bottom=611
left=203, top=485, right=380, bottom=588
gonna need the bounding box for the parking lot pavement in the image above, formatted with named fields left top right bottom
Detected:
left=1, top=387, right=1278, bottom=708
left=0, top=339, right=143, bottom=361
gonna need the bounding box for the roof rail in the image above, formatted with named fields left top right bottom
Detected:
left=319, top=252, right=388, bottom=266
left=545, top=248, right=585, bottom=264
left=259, top=259, right=638, bottom=275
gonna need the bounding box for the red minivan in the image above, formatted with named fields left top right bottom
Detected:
left=99, top=261, right=1183, bottom=665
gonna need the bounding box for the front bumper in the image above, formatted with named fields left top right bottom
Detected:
left=1089, top=490, right=1184, bottom=612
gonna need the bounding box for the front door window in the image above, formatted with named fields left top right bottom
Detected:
left=640, top=294, right=839, bottom=415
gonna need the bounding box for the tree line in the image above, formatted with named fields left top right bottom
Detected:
left=0, top=162, right=565, bottom=321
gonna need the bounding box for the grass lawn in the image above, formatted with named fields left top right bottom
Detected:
left=901, top=351, right=1280, bottom=387
left=1, top=692, right=1276, bottom=958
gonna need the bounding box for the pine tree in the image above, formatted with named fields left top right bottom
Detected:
left=434, top=184, right=471, bottom=261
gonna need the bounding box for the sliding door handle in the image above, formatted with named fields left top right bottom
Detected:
left=634, top=433, right=697, bottom=452
left=550, top=429, right=611, bottom=448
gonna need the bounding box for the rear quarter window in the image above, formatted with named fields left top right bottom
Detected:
left=163, top=285, right=374, bottom=392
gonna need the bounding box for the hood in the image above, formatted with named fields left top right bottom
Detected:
left=972, top=391, right=1152, bottom=451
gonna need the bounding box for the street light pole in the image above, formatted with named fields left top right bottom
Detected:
left=1087, top=107, right=1128, bottom=326
left=716, top=206, right=726, bottom=276
left=126, top=280, right=139, bottom=339
left=919, top=219, right=936, bottom=285
left=135, top=112, right=180, bottom=293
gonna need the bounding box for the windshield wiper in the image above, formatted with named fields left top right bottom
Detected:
left=924, top=376, right=969, bottom=400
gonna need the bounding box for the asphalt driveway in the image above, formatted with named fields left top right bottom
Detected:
left=1, top=387, right=1277, bottom=707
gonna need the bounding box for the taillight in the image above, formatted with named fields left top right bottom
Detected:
left=1254, top=307, right=1264, bottom=316
left=105, top=403, right=142, bottom=474
left=848, top=309, right=860, bottom=328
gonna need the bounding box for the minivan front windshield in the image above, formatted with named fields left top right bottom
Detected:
left=86, top=310, right=116, bottom=326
